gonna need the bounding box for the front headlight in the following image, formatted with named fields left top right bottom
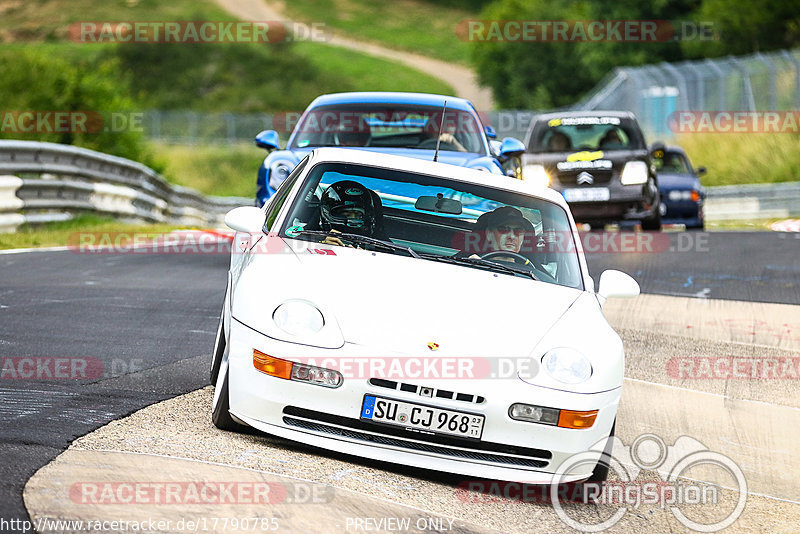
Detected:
left=523, top=164, right=550, bottom=187
left=273, top=300, right=324, bottom=337
left=542, top=347, right=592, bottom=384
left=268, top=161, right=294, bottom=190
left=620, top=161, right=648, bottom=185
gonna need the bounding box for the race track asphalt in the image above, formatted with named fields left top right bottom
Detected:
left=0, top=230, right=798, bottom=531
left=0, top=249, right=228, bottom=530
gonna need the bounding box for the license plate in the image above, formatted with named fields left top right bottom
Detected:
left=361, top=395, right=484, bottom=439
left=563, top=187, right=610, bottom=202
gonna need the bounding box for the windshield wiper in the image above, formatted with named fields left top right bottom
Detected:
left=294, top=230, right=420, bottom=258
left=419, top=254, right=538, bottom=280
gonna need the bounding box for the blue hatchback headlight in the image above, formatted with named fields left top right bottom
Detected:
left=269, top=161, right=294, bottom=190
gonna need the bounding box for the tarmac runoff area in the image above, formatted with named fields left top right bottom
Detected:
left=25, top=294, right=800, bottom=533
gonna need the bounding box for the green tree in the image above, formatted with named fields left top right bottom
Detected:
left=682, top=0, right=800, bottom=56
left=471, top=0, right=697, bottom=108
left=0, top=48, right=158, bottom=169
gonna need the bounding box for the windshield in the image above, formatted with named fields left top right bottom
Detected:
left=280, top=162, right=584, bottom=290
left=289, top=104, right=486, bottom=154
left=530, top=116, right=645, bottom=153
left=653, top=150, right=692, bottom=174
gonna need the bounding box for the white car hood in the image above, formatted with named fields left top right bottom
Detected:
left=236, top=238, right=583, bottom=358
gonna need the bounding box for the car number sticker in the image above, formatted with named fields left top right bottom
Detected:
left=563, top=187, right=611, bottom=202
left=361, top=395, right=484, bottom=439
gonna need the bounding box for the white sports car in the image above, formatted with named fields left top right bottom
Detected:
left=211, top=147, right=639, bottom=484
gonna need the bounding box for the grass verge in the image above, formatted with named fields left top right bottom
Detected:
left=0, top=214, right=193, bottom=250
left=677, top=133, right=800, bottom=186
left=279, top=0, right=476, bottom=65
left=1, top=0, right=455, bottom=114
left=151, top=142, right=260, bottom=198
left=705, top=218, right=786, bottom=231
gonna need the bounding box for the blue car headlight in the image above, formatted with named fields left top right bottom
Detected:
left=269, top=160, right=294, bottom=191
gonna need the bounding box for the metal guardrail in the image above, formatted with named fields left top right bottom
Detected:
left=0, top=140, right=796, bottom=233
left=704, top=181, right=800, bottom=221
left=0, top=140, right=250, bottom=233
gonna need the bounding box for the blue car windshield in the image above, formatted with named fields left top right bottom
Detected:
left=280, top=162, right=584, bottom=290
left=290, top=104, right=486, bottom=154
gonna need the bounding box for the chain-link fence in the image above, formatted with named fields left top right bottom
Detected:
left=141, top=111, right=275, bottom=144
left=141, top=48, right=800, bottom=145
left=574, top=48, right=800, bottom=140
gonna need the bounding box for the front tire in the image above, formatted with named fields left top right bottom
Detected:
left=211, top=361, right=247, bottom=432
left=586, top=420, right=615, bottom=483
left=641, top=210, right=662, bottom=231
left=210, top=311, right=225, bottom=385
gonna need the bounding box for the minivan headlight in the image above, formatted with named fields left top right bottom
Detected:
left=620, top=161, right=648, bottom=185
left=523, top=164, right=550, bottom=187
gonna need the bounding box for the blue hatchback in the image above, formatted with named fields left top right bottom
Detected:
left=254, top=92, right=525, bottom=206
left=651, top=143, right=706, bottom=229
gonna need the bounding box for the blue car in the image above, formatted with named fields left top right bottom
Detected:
left=254, top=92, right=525, bottom=206
left=651, top=143, right=706, bottom=230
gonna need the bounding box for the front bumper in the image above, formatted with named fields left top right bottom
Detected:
left=552, top=179, right=657, bottom=225
left=661, top=199, right=703, bottom=226
left=226, top=319, right=621, bottom=484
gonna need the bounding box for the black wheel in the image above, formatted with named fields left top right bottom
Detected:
left=586, top=420, right=616, bottom=483
left=210, top=312, right=225, bottom=385
left=211, top=361, right=248, bottom=432
left=641, top=210, right=662, bottom=231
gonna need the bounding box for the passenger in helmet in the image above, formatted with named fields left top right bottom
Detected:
left=319, top=180, right=390, bottom=244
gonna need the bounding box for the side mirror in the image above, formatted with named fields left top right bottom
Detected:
left=484, top=125, right=497, bottom=139
left=489, top=139, right=502, bottom=157
left=225, top=206, right=265, bottom=234
left=255, top=130, right=280, bottom=151
left=696, top=166, right=706, bottom=177
left=597, top=270, right=640, bottom=307
left=499, top=137, right=526, bottom=157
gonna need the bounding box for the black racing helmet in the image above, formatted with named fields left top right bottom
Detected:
left=320, top=180, right=376, bottom=235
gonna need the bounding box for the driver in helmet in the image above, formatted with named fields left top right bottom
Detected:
left=319, top=180, right=389, bottom=246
